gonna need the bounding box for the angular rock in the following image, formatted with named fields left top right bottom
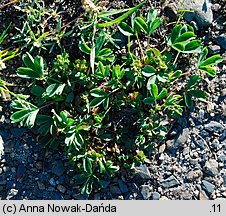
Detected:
left=174, top=128, right=190, bottom=148
left=49, top=178, right=56, bottom=186
left=204, top=159, right=218, bottom=176
left=195, top=139, right=206, bottom=150
left=182, top=0, right=213, bottom=28
left=216, top=34, right=226, bottom=50
left=140, top=185, right=152, bottom=200
left=6, top=188, right=19, bottom=200
left=204, top=121, right=224, bottom=133
left=110, top=185, right=121, bottom=195
left=16, top=163, right=26, bottom=179
left=160, top=175, right=180, bottom=188
left=52, top=160, right=64, bottom=176
left=134, top=164, right=151, bottom=180
left=187, top=170, right=203, bottom=182
left=37, top=181, right=45, bottom=190
left=57, top=185, right=66, bottom=194
left=164, top=2, right=178, bottom=20
left=10, top=128, right=26, bottom=139
left=117, top=179, right=129, bottom=194
left=202, top=180, right=215, bottom=195
left=208, top=45, right=221, bottom=55
left=151, top=192, right=161, bottom=200
left=199, top=190, right=209, bottom=200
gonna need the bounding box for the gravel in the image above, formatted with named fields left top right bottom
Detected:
left=0, top=0, right=225, bottom=200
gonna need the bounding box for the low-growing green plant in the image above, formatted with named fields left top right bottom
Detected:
left=9, top=1, right=222, bottom=196
left=12, top=0, right=72, bottom=53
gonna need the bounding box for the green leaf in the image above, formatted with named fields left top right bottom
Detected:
left=172, top=42, right=185, bottom=52
left=184, top=40, right=201, bottom=53
left=150, top=84, right=158, bottom=99
left=175, top=32, right=196, bottom=43
left=168, top=24, right=182, bottom=45
left=74, top=133, right=84, bottom=147
left=95, top=35, right=105, bottom=53
left=90, top=89, right=107, bottom=98
left=118, top=22, right=134, bottom=36
left=10, top=109, right=30, bottom=123
left=199, top=55, right=222, bottom=67
left=78, top=38, right=91, bottom=54
left=98, top=160, right=106, bottom=174
left=146, top=75, right=157, bottom=88
left=198, top=47, right=208, bottom=65
left=31, top=85, right=45, bottom=97
left=103, top=97, right=109, bottom=110
left=25, top=109, right=39, bottom=128
left=135, top=17, right=148, bottom=33
left=97, top=1, right=145, bottom=27
left=98, top=61, right=104, bottom=75
left=142, top=65, right=156, bottom=77
left=198, top=66, right=216, bottom=77
left=45, top=83, right=66, bottom=97
left=188, top=89, right=208, bottom=99
left=187, top=75, right=202, bottom=89
left=156, top=88, right=168, bottom=100
left=149, top=18, right=162, bottom=35
left=184, top=92, right=193, bottom=109
left=34, top=56, right=44, bottom=75
left=17, top=67, right=42, bottom=79
left=147, top=9, right=158, bottom=23
left=170, top=70, right=182, bottom=79
left=143, top=97, right=155, bottom=105
left=22, top=52, right=34, bottom=70
left=90, top=97, right=106, bottom=108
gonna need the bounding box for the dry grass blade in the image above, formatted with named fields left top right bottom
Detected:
left=0, top=0, right=19, bottom=9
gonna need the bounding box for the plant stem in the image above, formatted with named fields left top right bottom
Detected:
left=128, top=35, right=131, bottom=54
left=173, top=52, right=180, bottom=66
left=136, top=34, right=145, bottom=60
left=0, top=0, right=19, bottom=9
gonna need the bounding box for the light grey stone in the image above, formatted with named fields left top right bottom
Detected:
left=182, top=0, right=213, bottom=28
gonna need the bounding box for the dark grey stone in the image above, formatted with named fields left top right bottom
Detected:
left=100, top=180, right=110, bottom=189
left=164, top=2, right=178, bottom=20
left=118, top=179, right=129, bottom=194
left=135, top=164, right=151, bottom=180
left=174, top=128, right=190, bottom=148
left=202, top=180, right=215, bottom=195
left=210, top=139, right=220, bottom=150
left=204, top=121, right=224, bottom=133
left=195, top=139, right=206, bottom=150
left=200, top=130, right=209, bottom=138
left=160, top=175, right=180, bottom=188
left=16, top=163, right=26, bottom=179
left=51, top=160, right=64, bottom=176
left=10, top=128, right=26, bottom=139
left=38, top=173, right=48, bottom=183
left=220, top=130, right=226, bottom=141
left=151, top=192, right=161, bottom=200
left=0, top=129, right=11, bottom=141
left=110, top=185, right=121, bottom=195
left=216, top=34, right=226, bottom=50
left=140, top=185, right=152, bottom=200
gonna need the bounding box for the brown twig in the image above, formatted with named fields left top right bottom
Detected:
left=0, top=0, right=19, bottom=9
